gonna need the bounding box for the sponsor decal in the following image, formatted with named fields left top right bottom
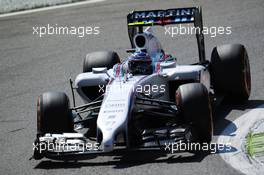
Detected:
left=133, top=8, right=195, bottom=19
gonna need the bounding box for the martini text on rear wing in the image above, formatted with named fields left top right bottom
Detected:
left=127, top=7, right=199, bottom=26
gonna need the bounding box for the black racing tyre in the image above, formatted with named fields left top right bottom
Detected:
left=82, top=51, right=120, bottom=101
left=37, top=92, right=74, bottom=135
left=83, top=51, right=120, bottom=73
left=176, top=83, right=213, bottom=143
left=210, top=44, right=251, bottom=101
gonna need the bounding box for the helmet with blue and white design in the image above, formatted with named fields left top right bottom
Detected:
left=128, top=51, right=153, bottom=75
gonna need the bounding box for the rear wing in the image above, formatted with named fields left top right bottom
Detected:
left=127, top=7, right=196, bottom=26
left=127, top=7, right=206, bottom=62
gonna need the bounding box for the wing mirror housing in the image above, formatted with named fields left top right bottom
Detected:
left=92, top=67, right=108, bottom=74
left=92, top=67, right=111, bottom=79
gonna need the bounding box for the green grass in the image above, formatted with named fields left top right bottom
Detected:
left=246, top=132, right=264, bottom=157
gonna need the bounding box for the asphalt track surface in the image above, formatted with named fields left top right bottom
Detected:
left=0, top=0, right=264, bottom=174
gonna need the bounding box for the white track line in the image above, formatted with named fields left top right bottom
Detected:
left=0, top=0, right=105, bottom=18
left=217, top=104, right=264, bottom=175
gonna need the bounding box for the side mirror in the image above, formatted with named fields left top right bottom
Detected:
left=92, top=67, right=111, bottom=79
left=92, top=67, right=108, bottom=74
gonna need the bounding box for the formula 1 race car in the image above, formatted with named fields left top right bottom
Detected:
left=33, top=7, right=251, bottom=160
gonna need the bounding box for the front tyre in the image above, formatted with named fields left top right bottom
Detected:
left=176, top=83, right=213, bottom=143
left=37, top=92, right=74, bottom=135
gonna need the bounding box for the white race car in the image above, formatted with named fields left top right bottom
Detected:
left=33, top=7, right=251, bottom=160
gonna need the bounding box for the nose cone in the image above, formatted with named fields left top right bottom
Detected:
left=97, top=76, right=144, bottom=152
left=102, top=134, right=114, bottom=152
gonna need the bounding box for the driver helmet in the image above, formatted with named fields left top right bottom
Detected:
left=128, top=51, right=153, bottom=75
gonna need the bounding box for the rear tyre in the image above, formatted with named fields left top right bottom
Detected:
left=37, top=92, right=74, bottom=135
left=176, top=83, right=213, bottom=143
left=83, top=51, right=120, bottom=73
left=210, top=44, right=251, bottom=101
left=82, top=51, right=120, bottom=101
